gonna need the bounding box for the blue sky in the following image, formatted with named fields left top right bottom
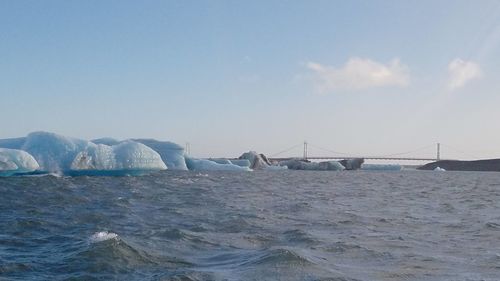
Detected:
left=2, top=1, right=500, bottom=159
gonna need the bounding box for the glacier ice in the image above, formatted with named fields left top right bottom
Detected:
left=210, top=158, right=252, bottom=168
left=229, top=159, right=252, bottom=168
left=279, top=159, right=345, bottom=171
left=238, top=151, right=287, bottom=170
left=91, top=137, right=120, bottom=146
left=434, top=166, right=446, bottom=172
left=93, top=138, right=188, bottom=170
left=0, top=137, right=26, bottom=150
left=0, top=148, right=40, bottom=176
left=21, top=132, right=90, bottom=172
left=209, top=158, right=233, bottom=165
left=133, top=139, right=188, bottom=170
left=71, top=141, right=167, bottom=174
left=185, top=157, right=251, bottom=171
left=0, top=132, right=167, bottom=175
left=239, top=151, right=271, bottom=170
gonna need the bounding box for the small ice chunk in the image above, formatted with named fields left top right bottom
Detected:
left=434, top=166, right=446, bottom=172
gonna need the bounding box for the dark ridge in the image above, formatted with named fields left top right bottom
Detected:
left=418, top=159, right=500, bottom=172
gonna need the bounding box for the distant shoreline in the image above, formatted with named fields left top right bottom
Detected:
left=418, top=159, right=500, bottom=172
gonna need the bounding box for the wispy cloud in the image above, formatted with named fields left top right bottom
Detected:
left=306, top=57, right=410, bottom=92
left=447, top=58, right=482, bottom=91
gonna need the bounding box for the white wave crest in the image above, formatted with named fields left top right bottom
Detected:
left=90, top=231, right=118, bottom=243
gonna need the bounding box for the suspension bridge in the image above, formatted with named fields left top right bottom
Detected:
left=267, top=142, right=462, bottom=162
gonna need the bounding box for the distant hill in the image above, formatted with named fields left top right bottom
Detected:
left=418, top=159, right=500, bottom=172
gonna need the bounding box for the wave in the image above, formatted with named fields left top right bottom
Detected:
left=282, top=229, right=318, bottom=245
left=53, top=232, right=193, bottom=279
left=241, top=248, right=315, bottom=267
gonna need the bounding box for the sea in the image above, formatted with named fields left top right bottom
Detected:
left=1, top=170, right=499, bottom=281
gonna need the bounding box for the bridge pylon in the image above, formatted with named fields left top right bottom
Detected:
left=437, top=143, right=441, bottom=161
left=303, top=141, right=308, bottom=160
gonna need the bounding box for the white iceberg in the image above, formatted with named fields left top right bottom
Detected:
left=434, top=166, right=446, bottom=172
left=20, top=131, right=91, bottom=172
left=0, top=148, right=40, bottom=176
left=185, top=157, right=251, bottom=171
left=71, top=141, right=167, bottom=174
left=91, top=137, right=120, bottom=146
left=133, top=139, right=188, bottom=170
left=0, top=132, right=167, bottom=175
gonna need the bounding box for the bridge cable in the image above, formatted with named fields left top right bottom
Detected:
left=269, top=143, right=304, bottom=157
left=376, top=144, right=435, bottom=158
left=307, top=143, right=351, bottom=156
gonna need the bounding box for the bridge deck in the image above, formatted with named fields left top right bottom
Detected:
left=270, top=156, right=445, bottom=161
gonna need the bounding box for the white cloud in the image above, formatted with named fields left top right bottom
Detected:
left=306, top=57, right=410, bottom=92
left=447, top=58, right=482, bottom=91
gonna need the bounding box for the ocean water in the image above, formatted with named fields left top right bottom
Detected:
left=1, top=170, right=499, bottom=281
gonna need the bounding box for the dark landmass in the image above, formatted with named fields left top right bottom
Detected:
left=418, top=159, right=500, bottom=172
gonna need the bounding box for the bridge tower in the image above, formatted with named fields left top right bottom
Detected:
left=437, top=143, right=441, bottom=161
left=303, top=141, right=308, bottom=160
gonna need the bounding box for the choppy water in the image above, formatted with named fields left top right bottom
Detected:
left=1, top=170, right=500, bottom=281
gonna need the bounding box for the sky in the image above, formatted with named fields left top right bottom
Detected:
left=1, top=0, right=500, bottom=160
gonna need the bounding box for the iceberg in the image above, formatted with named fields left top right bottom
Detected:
left=0, top=132, right=167, bottom=175
left=0, top=148, right=40, bottom=176
left=0, top=137, right=26, bottom=149
left=93, top=138, right=188, bottom=170
left=209, top=158, right=233, bottom=165
left=239, top=151, right=272, bottom=170
left=133, top=139, right=188, bottom=170
left=434, top=166, right=446, bottom=172
left=70, top=141, right=167, bottom=175
left=238, top=151, right=286, bottom=170
left=339, top=158, right=364, bottom=170
left=210, top=158, right=252, bottom=168
left=185, top=157, right=251, bottom=171
left=279, top=159, right=344, bottom=171
left=229, top=159, right=252, bottom=168
left=91, top=137, right=120, bottom=146
left=21, top=132, right=91, bottom=172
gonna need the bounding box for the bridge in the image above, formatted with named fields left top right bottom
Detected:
left=267, top=142, right=458, bottom=162
left=270, top=156, right=442, bottom=161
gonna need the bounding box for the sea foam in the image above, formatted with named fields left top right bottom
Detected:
left=90, top=231, right=118, bottom=243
